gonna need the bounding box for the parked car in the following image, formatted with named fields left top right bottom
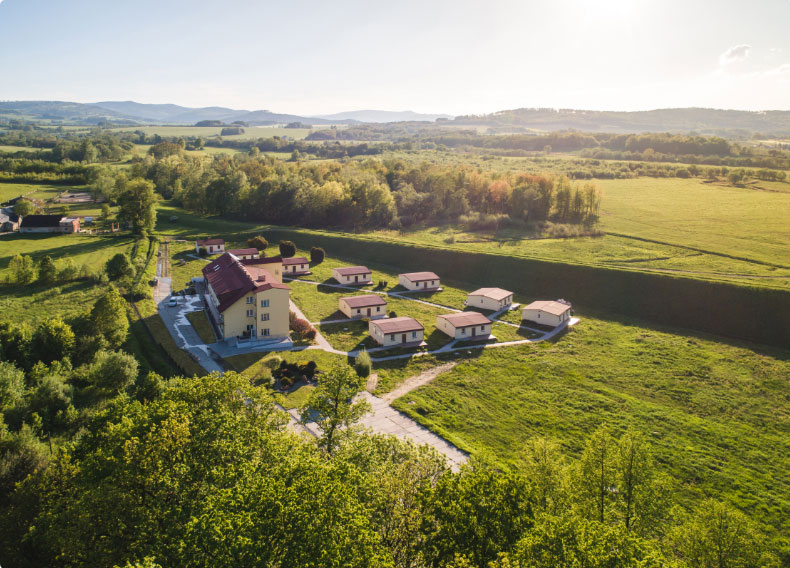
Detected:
left=168, top=296, right=178, bottom=307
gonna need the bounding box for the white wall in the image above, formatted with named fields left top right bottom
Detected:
left=521, top=309, right=569, bottom=327
left=437, top=318, right=491, bottom=339
left=333, top=269, right=372, bottom=284
left=398, top=274, right=440, bottom=290
left=340, top=300, right=386, bottom=319
left=369, top=323, right=423, bottom=346
left=467, top=294, right=512, bottom=311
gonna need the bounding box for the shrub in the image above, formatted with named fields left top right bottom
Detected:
left=310, top=246, right=325, bottom=264
left=263, top=355, right=283, bottom=370
left=290, top=318, right=315, bottom=341
left=376, top=280, right=388, bottom=290
left=248, top=235, right=268, bottom=251
left=388, top=311, right=397, bottom=318
left=355, top=349, right=372, bottom=378
left=198, top=247, right=208, bottom=257
left=279, top=240, right=296, bottom=258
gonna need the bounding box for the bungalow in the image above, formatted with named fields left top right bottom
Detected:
left=20, top=215, right=79, bottom=234
left=202, top=252, right=290, bottom=341
left=437, top=312, right=493, bottom=340
left=339, top=294, right=387, bottom=319
left=227, top=248, right=259, bottom=260
left=522, top=300, right=572, bottom=327
left=398, top=272, right=441, bottom=291
left=282, top=256, right=310, bottom=275
left=332, top=266, right=372, bottom=285
left=196, top=238, right=225, bottom=255
left=465, top=288, right=514, bottom=312
left=369, top=316, right=424, bottom=347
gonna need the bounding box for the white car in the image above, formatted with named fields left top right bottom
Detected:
left=168, top=296, right=178, bottom=307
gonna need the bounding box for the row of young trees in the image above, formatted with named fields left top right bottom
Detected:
left=127, top=149, right=601, bottom=229
left=0, top=366, right=776, bottom=567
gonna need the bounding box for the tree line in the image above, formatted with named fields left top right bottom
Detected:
left=0, top=366, right=778, bottom=567
left=124, top=149, right=601, bottom=230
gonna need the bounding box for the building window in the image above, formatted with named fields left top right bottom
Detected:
left=261, top=299, right=269, bottom=307
left=262, top=328, right=270, bottom=336
left=357, top=309, right=361, bottom=314
left=390, top=334, right=395, bottom=341
left=261, top=313, right=269, bottom=321
left=376, top=306, right=380, bottom=312
left=246, top=296, right=254, bottom=304
left=461, top=328, right=466, bottom=334
left=246, top=309, right=254, bottom=317
left=481, top=326, right=485, bottom=331
left=412, top=331, right=417, bottom=338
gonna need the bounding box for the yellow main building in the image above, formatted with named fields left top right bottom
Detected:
left=202, top=253, right=291, bottom=341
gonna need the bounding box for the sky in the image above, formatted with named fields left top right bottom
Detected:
left=1, top=0, right=790, bottom=115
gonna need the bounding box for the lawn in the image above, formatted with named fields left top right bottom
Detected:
left=391, top=314, right=790, bottom=550
left=111, top=125, right=319, bottom=140
left=0, top=182, right=72, bottom=203
left=186, top=310, right=217, bottom=344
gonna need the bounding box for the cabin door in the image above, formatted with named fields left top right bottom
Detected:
left=355, top=275, right=358, bottom=283
left=402, top=334, right=407, bottom=343
left=472, top=327, right=476, bottom=337
left=366, top=308, right=371, bottom=317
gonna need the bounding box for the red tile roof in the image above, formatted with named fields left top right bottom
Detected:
left=203, top=253, right=288, bottom=313
left=334, top=266, right=371, bottom=276
left=401, top=271, right=439, bottom=282
left=439, top=312, right=491, bottom=327
left=241, top=256, right=283, bottom=266
left=371, top=317, right=423, bottom=334
left=227, top=248, right=258, bottom=256
left=342, top=294, right=387, bottom=308
left=282, top=256, right=309, bottom=265
left=197, top=238, right=225, bottom=246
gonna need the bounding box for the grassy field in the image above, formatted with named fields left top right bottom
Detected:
left=390, top=314, right=790, bottom=548
left=111, top=125, right=319, bottom=140
left=0, top=182, right=69, bottom=203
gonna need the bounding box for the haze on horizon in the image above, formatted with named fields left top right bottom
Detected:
left=1, top=0, right=789, bottom=116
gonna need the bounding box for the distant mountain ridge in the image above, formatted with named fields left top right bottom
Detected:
left=315, top=110, right=454, bottom=123
left=0, top=100, right=450, bottom=126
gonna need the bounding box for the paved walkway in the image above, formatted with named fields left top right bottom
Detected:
left=357, top=392, right=468, bottom=471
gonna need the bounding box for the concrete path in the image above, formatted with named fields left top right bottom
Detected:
left=357, top=392, right=468, bottom=471
left=289, top=299, right=346, bottom=355
left=158, top=294, right=224, bottom=374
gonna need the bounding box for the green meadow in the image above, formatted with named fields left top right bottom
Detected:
left=390, top=314, right=790, bottom=547
left=111, top=125, right=318, bottom=140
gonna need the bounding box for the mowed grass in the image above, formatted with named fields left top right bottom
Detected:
left=111, top=125, right=319, bottom=140
left=391, top=314, right=790, bottom=547
left=0, top=182, right=70, bottom=203
left=186, top=310, right=217, bottom=344
left=0, top=233, right=135, bottom=326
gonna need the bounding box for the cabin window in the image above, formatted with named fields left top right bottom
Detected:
left=461, top=328, right=466, bottom=335
left=481, top=326, right=485, bottom=331
left=412, top=331, right=417, bottom=338
left=390, top=334, right=395, bottom=341
left=357, top=309, right=361, bottom=314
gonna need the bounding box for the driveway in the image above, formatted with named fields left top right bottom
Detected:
left=157, top=294, right=224, bottom=374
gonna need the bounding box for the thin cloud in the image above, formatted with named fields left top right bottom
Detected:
left=719, top=44, right=752, bottom=66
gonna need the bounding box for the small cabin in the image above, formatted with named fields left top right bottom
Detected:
left=465, top=288, right=514, bottom=312
left=282, top=256, right=310, bottom=275
left=196, top=238, right=225, bottom=255
left=332, top=266, right=372, bottom=285
left=227, top=248, right=260, bottom=260
left=398, top=272, right=441, bottom=291
left=522, top=300, right=572, bottom=327
left=339, top=294, right=387, bottom=319
left=437, top=312, right=493, bottom=340
left=369, top=317, right=424, bottom=347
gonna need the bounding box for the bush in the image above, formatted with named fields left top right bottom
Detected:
left=248, top=235, right=268, bottom=251
left=388, top=311, right=397, bottom=318
left=279, top=240, right=296, bottom=258
left=263, top=355, right=283, bottom=370
left=198, top=247, right=208, bottom=257
left=355, top=350, right=372, bottom=378
left=376, top=280, right=387, bottom=290
left=310, top=246, right=325, bottom=264
left=290, top=318, right=315, bottom=341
